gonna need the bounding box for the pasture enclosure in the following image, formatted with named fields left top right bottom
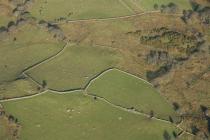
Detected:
left=87, top=69, right=179, bottom=122
left=2, top=91, right=179, bottom=140
left=27, top=44, right=121, bottom=91
left=0, top=24, right=65, bottom=83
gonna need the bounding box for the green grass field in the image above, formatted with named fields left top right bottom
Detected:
left=87, top=69, right=179, bottom=121
left=2, top=91, right=179, bottom=140
left=0, top=24, right=65, bottom=83
left=0, top=79, right=38, bottom=100
left=29, top=0, right=135, bottom=21
left=124, top=0, right=191, bottom=11
left=27, top=45, right=121, bottom=91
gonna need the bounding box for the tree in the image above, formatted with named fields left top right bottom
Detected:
left=160, top=4, right=166, bottom=13
left=181, top=9, right=193, bottom=23
left=0, top=26, right=7, bottom=33
left=94, top=96, right=97, bottom=100
left=154, top=4, right=159, bottom=10
left=163, top=130, right=171, bottom=140
left=7, top=21, right=16, bottom=28
left=42, top=80, right=47, bottom=88
left=168, top=2, right=178, bottom=13
left=149, top=110, right=154, bottom=118
left=168, top=2, right=177, bottom=9
left=8, top=115, right=15, bottom=122
left=190, top=1, right=200, bottom=11
left=169, top=116, right=174, bottom=123
left=172, top=102, right=180, bottom=111
left=15, top=118, right=18, bottom=123
left=172, top=131, right=177, bottom=138
left=200, top=105, right=208, bottom=114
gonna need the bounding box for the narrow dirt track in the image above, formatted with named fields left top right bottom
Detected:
left=52, top=11, right=158, bottom=25
left=52, top=11, right=182, bottom=25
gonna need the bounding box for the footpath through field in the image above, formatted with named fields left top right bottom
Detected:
left=52, top=11, right=182, bottom=25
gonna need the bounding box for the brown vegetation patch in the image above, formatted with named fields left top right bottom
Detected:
left=0, top=105, right=20, bottom=140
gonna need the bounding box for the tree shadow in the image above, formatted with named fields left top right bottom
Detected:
left=207, top=116, right=210, bottom=133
